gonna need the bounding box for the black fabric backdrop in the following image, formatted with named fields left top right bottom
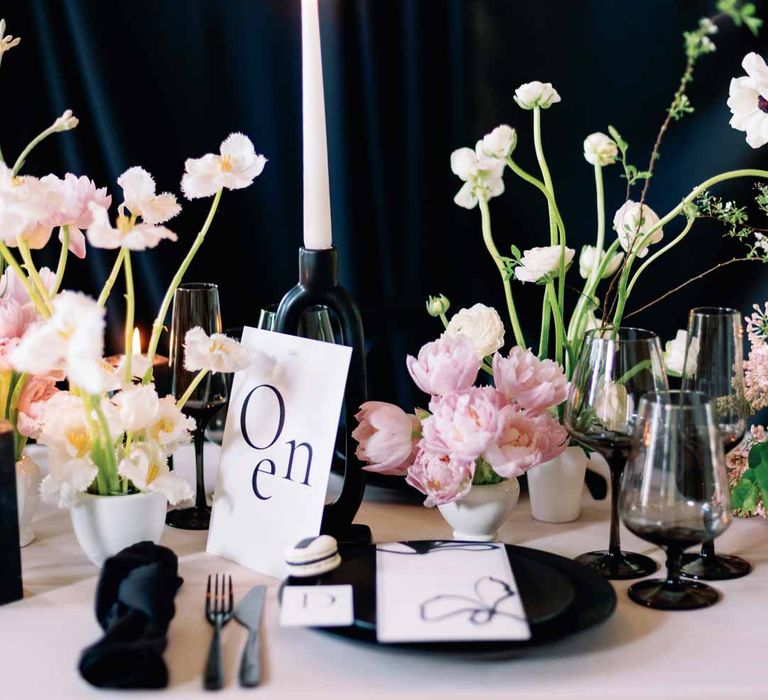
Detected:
left=2, top=0, right=768, bottom=411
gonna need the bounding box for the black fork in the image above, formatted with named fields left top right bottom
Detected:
left=204, top=573, right=233, bottom=690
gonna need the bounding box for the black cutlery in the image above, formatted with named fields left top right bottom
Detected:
left=204, top=574, right=233, bottom=691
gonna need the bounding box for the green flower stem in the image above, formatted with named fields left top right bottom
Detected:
left=545, top=281, right=565, bottom=366
left=144, top=188, right=223, bottom=381
left=97, top=248, right=127, bottom=307
left=478, top=194, right=525, bottom=348
left=0, top=241, right=49, bottom=318
left=439, top=313, right=449, bottom=329
left=612, top=168, right=768, bottom=330
left=538, top=290, right=551, bottom=359
left=123, top=251, right=135, bottom=384
left=17, top=238, right=52, bottom=314
left=51, top=225, right=69, bottom=296
left=627, top=217, right=695, bottom=295
left=176, top=368, right=209, bottom=409
left=89, top=395, right=121, bottom=493
left=568, top=164, right=606, bottom=343
left=8, top=372, right=27, bottom=460
left=12, top=123, right=62, bottom=176
left=617, top=359, right=652, bottom=386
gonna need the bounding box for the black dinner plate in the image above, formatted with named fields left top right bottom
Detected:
left=283, top=540, right=617, bottom=659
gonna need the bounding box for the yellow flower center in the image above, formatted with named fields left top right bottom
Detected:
left=151, top=417, right=174, bottom=439
left=67, top=428, right=90, bottom=457
left=220, top=154, right=234, bottom=172
left=505, top=427, right=530, bottom=448
left=146, top=460, right=160, bottom=485
left=116, top=214, right=133, bottom=235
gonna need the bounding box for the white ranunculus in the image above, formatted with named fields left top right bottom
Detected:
left=112, top=384, right=161, bottom=432
left=728, top=52, right=768, bottom=149
left=475, top=125, right=517, bottom=160
left=612, top=201, right=663, bottom=258
left=444, top=303, right=505, bottom=359
left=117, top=166, right=181, bottom=225
left=513, top=81, right=561, bottom=110
left=118, top=442, right=193, bottom=506
left=663, top=329, right=699, bottom=377
left=583, top=132, right=618, bottom=166
left=148, top=396, right=196, bottom=452
left=184, top=327, right=255, bottom=373
left=578, top=245, right=624, bottom=280
left=514, top=246, right=575, bottom=284
left=450, top=147, right=505, bottom=209
left=594, top=381, right=633, bottom=433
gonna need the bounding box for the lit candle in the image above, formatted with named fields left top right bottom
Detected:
left=301, top=0, right=333, bottom=250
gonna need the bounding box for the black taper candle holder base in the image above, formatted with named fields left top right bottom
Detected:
left=275, top=247, right=370, bottom=543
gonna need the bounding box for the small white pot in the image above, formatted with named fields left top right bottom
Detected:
left=437, top=479, right=520, bottom=542
left=16, top=455, right=41, bottom=548
left=70, top=491, right=167, bottom=567
left=528, top=446, right=589, bottom=523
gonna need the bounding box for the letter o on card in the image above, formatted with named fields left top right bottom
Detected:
left=240, top=384, right=286, bottom=450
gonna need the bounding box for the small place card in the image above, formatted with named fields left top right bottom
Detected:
left=207, top=327, right=352, bottom=577
left=375, top=542, right=530, bottom=643
left=280, top=585, right=354, bottom=627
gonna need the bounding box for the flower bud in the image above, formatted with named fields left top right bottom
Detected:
left=53, top=109, right=79, bottom=132
left=514, top=81, right=561, bottom=110
left=583, top=132, right=618, bottom=166
left=426, top=294, right=450, bottom=317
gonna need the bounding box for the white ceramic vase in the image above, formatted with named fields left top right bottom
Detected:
left=70, top=491, right=167, bottom=567
left=437, top=479, right=520, bottom=541
left=16, top=454, right=41, bottom=547
left=528, top=446, right=588, bottom=523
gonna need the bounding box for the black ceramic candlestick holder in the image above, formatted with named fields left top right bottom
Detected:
left=0, top=421, right=23, bottom=605
left=275, top=247, right=370, bottom=543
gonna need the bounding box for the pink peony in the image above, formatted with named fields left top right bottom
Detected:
left=352, top=401, right=419, bottom=476
left=532, top=411, right=569, bottom=463
left=405, top=447, right=475, bottom=507
left=16, top=375, right=58, bottom=439
left=406, top=334, right=480, bottom=397
left=492, top=347, right=568, bottom=414
left=421, top=386, right=505, bottom=460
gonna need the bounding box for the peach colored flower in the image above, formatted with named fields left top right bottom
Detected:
left=16, top=375, right=58, bottom=439
left=406, top=334, right=480, bottom=397
left=405, top=448, right=475, bottom=507
left=352, top=401, right=419, bottom=476
left=492, top=347, right=568, bottom=415
left=86, top=203, right=177, bottom=250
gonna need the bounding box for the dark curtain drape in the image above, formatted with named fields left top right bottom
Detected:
left=2, top=0, right=767, bottom=412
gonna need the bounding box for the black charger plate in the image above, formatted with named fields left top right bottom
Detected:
left=284, top=540, right=617, bottom=659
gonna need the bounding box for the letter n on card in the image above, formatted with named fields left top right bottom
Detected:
left=207, top=327, right=351, bottom=577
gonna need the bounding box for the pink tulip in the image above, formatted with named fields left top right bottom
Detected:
left=405, top=447, right=475, bottom=507
left=352, top=401, right=419, bottom=476
left=421, top=386, right=505, bottom=460
left=16, top=375, right=58, bottom=439
left=2, top=266, right=56, bottom=308
left=406, top=334, right=480, bottom=397
left=492, top=347, right=568, bottom=415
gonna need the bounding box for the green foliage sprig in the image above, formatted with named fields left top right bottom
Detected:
left=731, top=440, right=768, bottom=516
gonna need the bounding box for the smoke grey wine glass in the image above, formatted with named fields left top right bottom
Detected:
left=680, top=307, right=751, bottom=580
left=621, top=391, right=731, bottom=609
left=564, top=327, right=667, bottom=579
left=166, top=283, right=227, bottom=531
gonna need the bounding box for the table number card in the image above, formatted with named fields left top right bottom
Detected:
left=376, top=542, right=531, bottom=643
left=207, top=327, right=351, bottom=577
left=280, top=585, right=354, bottom=627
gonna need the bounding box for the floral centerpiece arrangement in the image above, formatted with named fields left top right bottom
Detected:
left=353, top=1, right=768, bottom=527
left=0, top=19, right=264, bottom=560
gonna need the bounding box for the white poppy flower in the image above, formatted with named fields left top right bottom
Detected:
left=612, top=201, right=663, bottom=258
left=444, top=303, right=505, bottom=359
left=118, top=442, right=192, bottom=506
left=514, top=81, right=561, bottom=110
left=184, top=326, right=255, bottom=373
left=181, top=133, right=267, bottom=199
left=663, top=329, right=699, bottom=377
left=39, top=456, right=98, bottom=508
left=514, top=246, right=575, bottom=283
left=86, top=203, right=177, bottom=250
left=728, top=52, right=768, bottom=149
left=583, top=132, right=618, bottom=166
left=450, top=147, right=505, bottom=209
left=147, top=396, right=196, bottom=452
left=475, top=125, right=517, bottom=160
left=117, top=166, right=181, bottom=225
left=112, top=384, right=160, bottom=432
left=578, top=245, right=624, bottom=280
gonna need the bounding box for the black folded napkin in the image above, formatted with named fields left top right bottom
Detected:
left=79, top=541, right=183, bottom=689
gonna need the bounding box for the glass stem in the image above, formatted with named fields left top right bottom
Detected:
left=193, top=426, right=207, bottom=512
left=700, top=539, right=715, bottom=558
left=665, top=544, right=683, bottom=589
left=607, top=452, right=625, bottom=558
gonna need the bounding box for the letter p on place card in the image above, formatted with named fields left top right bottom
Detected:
left=206, top=327, right=351, bottom=577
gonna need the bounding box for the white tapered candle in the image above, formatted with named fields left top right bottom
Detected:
left=301, top=0, right=333, bottom=250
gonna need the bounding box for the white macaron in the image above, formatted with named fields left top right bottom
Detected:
left=285, top=535, right=341, bottom=577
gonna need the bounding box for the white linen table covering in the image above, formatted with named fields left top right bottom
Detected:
left=2, top=446, right=767, bottom=699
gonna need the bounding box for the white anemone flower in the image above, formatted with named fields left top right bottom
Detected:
left=181, top=133, right=267, bottom=199
left=514, top=81, right=561, bottom=110
left=514, top=246, right=575, bottom=283
left=86, top=203, right=177, bottom=250
left=118, top=442, right=192, bottom=506
left=728, top=52, right=768, bottom=149
left=117, top=166, right=181, bottom=224
left=612, top=201, right=663, bottom=258
left=184, top=327, right=255, bottom=373
left=450, top=147, right=505, bottom=209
